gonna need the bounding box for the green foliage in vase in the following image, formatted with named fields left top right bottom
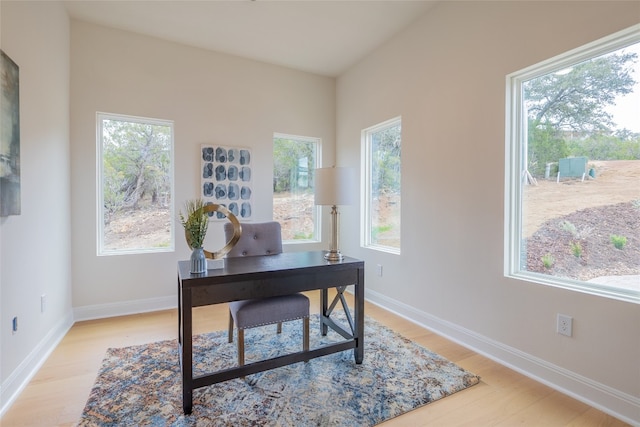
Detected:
left=179, top=199, right=209, bottom=249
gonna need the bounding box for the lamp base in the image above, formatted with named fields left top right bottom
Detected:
left=324, top=250, right=343, bottom=262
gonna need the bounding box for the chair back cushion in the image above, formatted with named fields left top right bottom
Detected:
left=224, top=221, right=283, bottom=257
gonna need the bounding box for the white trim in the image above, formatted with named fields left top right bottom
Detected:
left=73, top=295, right=176, bottom=322
left=512, top=23, right=640, bottom=83
left=1, top=297, right=175, bottom=416
left=0, top=312, right=74, bottom=418
left=361, top=116, right=402, bottom=254
left=272, top=132, right=322, bottom=243
left=365, top=288, right=640, bottom=426
left=504, top=24, right=640, bottom=304
left=96, top=112, right=176, bottom=257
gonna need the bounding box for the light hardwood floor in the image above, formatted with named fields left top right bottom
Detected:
left=1, top=291, right=630, bottom=426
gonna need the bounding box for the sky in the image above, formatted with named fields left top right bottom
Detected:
left=606, top=42, right=640, bottom=133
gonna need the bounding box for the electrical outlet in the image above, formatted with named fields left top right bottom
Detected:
left=376, top=264, right=383, bottom=277
left=41, top=294, right=47, bottom=313
left=557, top=314, right=573, bottom=337
left=12, top=316, right=18, bottom=334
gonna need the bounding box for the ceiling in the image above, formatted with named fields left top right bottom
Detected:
left=63, top=0, right=437, bottom=77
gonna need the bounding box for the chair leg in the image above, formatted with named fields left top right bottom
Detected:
left=228, top=311, right=234, bottom=343
left=277, top=322, right=282, bottom=334
left=238, top=328, right=245, bottom=366
left=303, top=316, right=309, bottom=352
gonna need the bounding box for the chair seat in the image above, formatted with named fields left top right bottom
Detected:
left=229, top=293, right=310, bottom=330
left=224, top=222, right=310, bottom=367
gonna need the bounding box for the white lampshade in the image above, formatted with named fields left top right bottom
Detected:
left=314, top=167, right=355, bottom=206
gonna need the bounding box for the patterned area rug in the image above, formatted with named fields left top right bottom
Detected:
left=78, top=313, right=479, bottom=426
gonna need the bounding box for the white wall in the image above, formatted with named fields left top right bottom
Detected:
left=0, top=0, right=73, bottom=414
left=69, top=21, right=336, bottom=315
left=1, top=0, right=638, bottom=423
left=337, top=1, right=639, bottom=423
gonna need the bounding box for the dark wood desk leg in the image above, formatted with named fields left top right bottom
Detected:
left=181, top=286, right=193, bottom=414
left=354, top=267, right=365, bottom=364
left=178, top=274, right=183, bottom=347
left=320, top=288, right=328, bottom=336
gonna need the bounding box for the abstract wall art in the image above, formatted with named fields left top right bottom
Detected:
left=0, top=50, right=21, bottom=217
left=201, top=144, right=252, bottom=220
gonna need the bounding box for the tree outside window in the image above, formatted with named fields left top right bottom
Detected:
left=506, top=27, right=639, bottom=302
left=273, top=134, right=319, bottom=242
left=363, top=118, right=401, bottom=253
left=97, top=113, right=174, bottom=254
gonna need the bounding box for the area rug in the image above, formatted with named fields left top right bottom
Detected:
left=78, top=312, right=479, bottom=426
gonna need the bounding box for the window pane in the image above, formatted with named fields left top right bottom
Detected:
left=98, top=114, right=174, bottom=254
left=273, top=134, right=319, bottom=242
left=364, top=118, right=401, bottom=252
left=507, top=28, right=640, bottom=301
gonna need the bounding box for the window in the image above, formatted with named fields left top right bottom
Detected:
left=97, top=113, right=174, bottom=255
left=505, top=25, right=640, bottom=303
left=273, top=134, right=320, bottom=242
left=362, top=117, right=401, bottom=253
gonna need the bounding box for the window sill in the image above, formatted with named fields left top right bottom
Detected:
left=508, top=271, right=640, bottom=304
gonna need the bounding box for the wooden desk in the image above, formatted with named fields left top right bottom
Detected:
left=178, top=251, right=365, bottom=414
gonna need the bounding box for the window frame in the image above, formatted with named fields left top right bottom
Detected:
left=504, top=25, right=640, bottom=303
left=361, top=116, right=402, bottom=254
left=96, top=112, right=175, bottom=256
left=272, top=132, right=321, bottom=244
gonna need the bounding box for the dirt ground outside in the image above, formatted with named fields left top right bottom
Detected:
left=273, top=192, right=401, bottom=246
left=523, top=160, right=640, bottom=284
left=103, top=206, right=172, bottom=251
left=273, top=192, right=315, bottom=241
left=523, top=160, right=640, bottom=237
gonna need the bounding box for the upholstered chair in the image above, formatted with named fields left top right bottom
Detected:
left=224, top=221, right=310, bottom=366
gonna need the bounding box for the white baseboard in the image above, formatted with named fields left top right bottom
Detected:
left=4, top=291, right=637, bottom=425
left=0, top=311, right=74, bottom=418
left=1, top=296, right=176, bottom=417
left=73, top=295, right=176, bottom=322
left=365, top=288, right=640, bottom=427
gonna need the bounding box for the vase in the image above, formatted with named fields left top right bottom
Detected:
left=190, top=247, right=207, bottom=274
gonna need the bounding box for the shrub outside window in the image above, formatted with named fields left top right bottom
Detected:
left=362, top=117, right=401, bottom=253
left=273, top=133, right=320, bottom=243
left=97, top=113, right=174, bottom=255
left=505, top=26, right=640, bottom=303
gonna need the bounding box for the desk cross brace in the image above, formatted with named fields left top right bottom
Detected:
left=325, top=285, right=355, bottom=336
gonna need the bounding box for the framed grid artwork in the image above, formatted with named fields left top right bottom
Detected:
left=201, top=144, right=252, bottom=220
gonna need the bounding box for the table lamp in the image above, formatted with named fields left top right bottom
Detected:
left=314, top=166, right=355, bottom=261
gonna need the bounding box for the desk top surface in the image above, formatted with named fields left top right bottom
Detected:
left=178, top=251, right=363, bottom=285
